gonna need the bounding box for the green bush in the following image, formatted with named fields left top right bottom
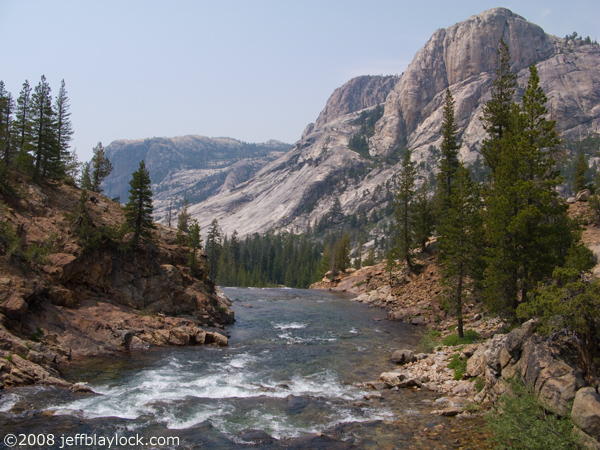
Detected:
left=486, top=376, right=582, bottom=449
left=447, top=353, right=467, bottom=380
left=419, top=329, right=442, bottom=353
left=442, top=330, right=480, bottom=346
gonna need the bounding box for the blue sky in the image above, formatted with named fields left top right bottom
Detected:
left=1, top=0, right=599, bottom=162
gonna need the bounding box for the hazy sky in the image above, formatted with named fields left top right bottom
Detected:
left=1, top=0, right=599, bottom=162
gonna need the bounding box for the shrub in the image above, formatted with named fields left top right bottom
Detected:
left=442, top=330, right=480, bottom=346
left=447, top=353, right=467, bottom=380
left=486, top=376, right=582, bottom=449
left=419, top=329, right=442, bottom=353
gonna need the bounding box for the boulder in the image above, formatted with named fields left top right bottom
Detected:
left=576, top=189, right=592, bottom=202
left=572, top=387, right=600, bottom=440
left=391, top=349, right=415, bottom=365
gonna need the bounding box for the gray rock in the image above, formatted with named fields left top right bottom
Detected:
left=391, top=349, right=415, bottom=365
left=576, top=189, right=592, bottom=202
left=572, top=387, right=600, bottom=440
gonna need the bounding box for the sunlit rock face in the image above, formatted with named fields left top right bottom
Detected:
left=104, top=8, right=600, bottom=238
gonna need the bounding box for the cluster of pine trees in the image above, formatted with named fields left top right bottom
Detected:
left=0, top=76, right=78, bottom=181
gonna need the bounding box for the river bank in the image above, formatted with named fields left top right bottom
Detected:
left=310, top=243, right=600, bottom=448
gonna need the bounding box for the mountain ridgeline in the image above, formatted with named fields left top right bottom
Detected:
left=100, top=8, right=600, bottom=242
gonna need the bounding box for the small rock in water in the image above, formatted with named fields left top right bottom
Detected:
left=236, top=429, right=274, bottom=444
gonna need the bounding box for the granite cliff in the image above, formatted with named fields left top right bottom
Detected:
left=0, top=177, right=233, bottom=387
left=179, top=7, right=599, bottom=238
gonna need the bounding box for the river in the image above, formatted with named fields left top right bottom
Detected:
left=0, top=288, right=489, bottom=449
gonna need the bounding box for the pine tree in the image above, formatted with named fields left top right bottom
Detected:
left=481, top=39, right=517, bottom=174
left=14, top=80, right=32, bottom=159
left=573, top=153, right=589, bottom=194
left=80, top=162, right=92, bottom=190
left=435, top=88, right=460, bottom=215
left=176, top=199, right=190, bottom=245
left=54, top=79, right=73, bottom=174
left=30, top=75, right=57, bottom=178
left=318, top=243, right=333, bottom=281
left=187, top=219, right=202, bottom=277
left=0, top=82, right=15, bottom=166
left=90, top=142, right=113, bottom=193
left=334, top=233, right=351, bottom=273
left=413, top=181, right=435, bottom=251
left=205, top=218, right=222, bottom=280
left=123, top=160, right=155, bottom=246
left=438, top=164, right=484, bottom=338
left=392, top=149, right=416, bottom=270
left=483, top=64, right=572, bottom=316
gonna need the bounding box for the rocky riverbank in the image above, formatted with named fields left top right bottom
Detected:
left=0, top=179, right=233, bottom=388
left=310, top=209, right=600, bottom=446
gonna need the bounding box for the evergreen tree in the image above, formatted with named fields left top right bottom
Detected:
left=176, top=199, right=190, bottom=245
left=0, top=82, right=15, bottom=166
left=391, top=149, right=416, bottom=270
left=90, top=142, right=113, bottom=193
left=54, top=79, right=73, bottom=173
left=483, top=64, right=572, bottom=316
left=329, top=197, right=343, bottom=225
left=14, top=80, right=33, bottom=159
left=187, top=219, right=202, bottom=277
left=435, top=88, right=460, bottom=215
left=481, top=38, right=517, bottom=173
left=354, top=237, right=365, bottom=269
left=334, top=233, right=351, bottom=273
left=206, top=218, right=223, bottom=280
left=80, top=162, right=92, bottom=190
left=413, top=181, right=435, bottom=251
left=573, top=153, right=589, bottom=193
left=123, top=160, right=155, bottom=246
left=30, top=75, right=57, bottom=178
left=363, top=247, right=376, bottom=267
left=318, top=243, right=333, bottom=281
left=438, top=164, right=484, bottom=338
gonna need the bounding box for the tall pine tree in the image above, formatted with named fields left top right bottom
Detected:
left=54, top=79, right=73, bottom=174
left=123, top=160, right=155, bottom=246
left=480, top=38, right=517, bottom=174
left=438, top=164, right=484, bottom=338
left=0, top=82, right=15, bottom=166
left=391, top=149, right=416, bottom=271
left=30, top=75, right=57, bottom=178
left=435, top=88, right=460, bottom=215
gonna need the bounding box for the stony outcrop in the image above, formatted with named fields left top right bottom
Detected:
left=172, top=7, right=599, bottom=238
left=0, top=179, right=233, bottom=388
left=314, top=75, right=399, bottom=129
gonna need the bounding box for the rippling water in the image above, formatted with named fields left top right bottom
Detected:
left=0, top=288, right=490, bottom=449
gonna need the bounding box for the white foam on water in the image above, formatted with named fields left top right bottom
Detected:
left=349, top=328, right=359, bottom=334
left=273, top=322, right=307, bottom=330
left=0, top=393, right=17, bottom=412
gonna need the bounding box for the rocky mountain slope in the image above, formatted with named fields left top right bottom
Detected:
left=182, top=7, right=600, bottom=238
left=100, top=136, right=291, bottom=224
left=0, top=178, right=233, bottom=387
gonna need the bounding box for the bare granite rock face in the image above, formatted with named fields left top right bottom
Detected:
left=175, top=7, right=599, bottom=238
left=314, top=75, right=399, bottom=129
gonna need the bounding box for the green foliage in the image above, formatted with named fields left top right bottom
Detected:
left=474, top=377, right=485, bottom=393
left=390, top=149, right=416, bottom=270
left=347, top=105, right=384, bottom=159
left=412, top=181, right=435, bottom=251
left=419, top=329, right=442, bottom=353
left=176, top=199, right=190, bottom=245
left=573, top=152, right=590, bottom=193
left=447, top=353, right=467, bottom=380
left=482, top=60, right=573, bottom=317
left=90, top=142, right=113, bottom=193
left=122, top=160, right=155, bottom=246
left=442, top=330, right=480, bottom=346
left=186, top=219, right=202, bottom=277
left=517, top=244, right=597, bottom=347
left=70, top=190, right=120, bottom=254
left=30, top=326, right=43, bottom=341
left=486, top=376, right=582, bottom=449
left=0, top=212, right=22, bottom=258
